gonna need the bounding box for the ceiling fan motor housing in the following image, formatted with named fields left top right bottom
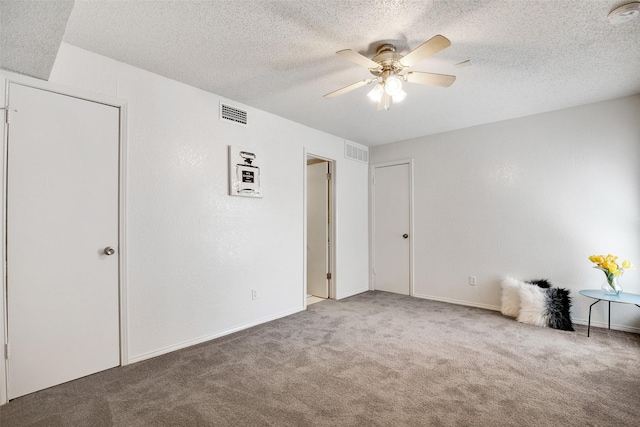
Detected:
left=370, top=44, right=405, bottom=76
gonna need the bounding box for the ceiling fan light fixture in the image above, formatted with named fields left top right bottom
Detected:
left=384, top=75, right=403, bottom=96
left=324, top=35, right=456, bottom=112
left=367, top=83, right=384, bottom=102
left=392, top=89, right=407, bottom=103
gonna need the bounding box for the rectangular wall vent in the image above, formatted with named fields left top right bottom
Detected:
left=345, top=142, right=369, bottom=163
left=220, top=103, right=248, bottom=126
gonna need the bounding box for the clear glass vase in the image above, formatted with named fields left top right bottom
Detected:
left=601, top=277, right=622, bottom=295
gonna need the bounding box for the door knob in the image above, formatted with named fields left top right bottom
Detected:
left=104, top=246, right=116, bottom=256
left=402, top=234, right=409, bottom=239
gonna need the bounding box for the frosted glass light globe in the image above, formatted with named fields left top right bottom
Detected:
left=384, top=75, right=403, bottom=96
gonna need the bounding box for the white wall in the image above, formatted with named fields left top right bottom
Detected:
left=40, top=43, right=368, bottom=362
left=371, top=95, right=640, bottom=332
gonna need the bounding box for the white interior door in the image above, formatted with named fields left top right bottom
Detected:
left=307, top=161, right=329, bottom=298
left=373, top=163, right=411, bottom=295
left=6, top=83, right=120, bottom=399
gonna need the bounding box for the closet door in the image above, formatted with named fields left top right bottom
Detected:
left=6, top=83, right=120, bottom=399
left=372, top=162, right=411, bottom=295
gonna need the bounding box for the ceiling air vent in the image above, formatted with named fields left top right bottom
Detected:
left=220, top=103, right=248, bottom=126
left=345, top=142, right=369, bottom=163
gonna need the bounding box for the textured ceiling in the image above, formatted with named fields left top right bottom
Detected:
left=0, top=0, right=73, bottom=80
left=4, top=1, right=640, bottom=146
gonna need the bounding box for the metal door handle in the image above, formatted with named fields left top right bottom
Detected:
left=104, top=246, right=116, bottom=256
left=402, top=234, right=409, bottom=239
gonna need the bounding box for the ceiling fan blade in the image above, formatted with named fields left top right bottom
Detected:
left=400, top=35, right=451, bottom=67
left=405, top=71, right=456, bottom=87
left=336, top=49, right=382, bottom=70
left=323, top=79, right=373, bottom=99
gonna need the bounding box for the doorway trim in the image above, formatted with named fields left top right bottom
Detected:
left=370, top=159, right=414, bottom=295
left=303, top=149, right=336, bottom=307
left=0, top=71, right=129, bottom=405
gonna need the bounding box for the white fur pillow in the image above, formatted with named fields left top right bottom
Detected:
left=501, top=276, right=525, bottom=317
left=517, top=283, right=548, bottom=327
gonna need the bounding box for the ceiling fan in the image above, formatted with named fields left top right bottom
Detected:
left=323, top=35, right=456, bottom=111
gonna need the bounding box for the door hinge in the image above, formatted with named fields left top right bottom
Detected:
left=4, top=343, right=9, bottom=360
left=2, top=107, right=8, bottom=124
left=326, top=173, right=331, bottom=181
left=327, top=273, right=332, bottom=280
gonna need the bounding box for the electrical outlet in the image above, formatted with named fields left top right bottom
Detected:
left=469, top=276, right=477, bottom=286
left=251, top=289, right=258, bottom=300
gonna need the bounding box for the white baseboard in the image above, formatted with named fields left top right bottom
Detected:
left=570, top=318, right=640, bottom=334
left=336, top=287, right=370, bottom=300
left=412, top=292, right=501, bottom=312
left=119, top=293, right=640, bottom=365
left=128, top=306, right=304, bottom=364
left=413, top=293, right=640, bottom=334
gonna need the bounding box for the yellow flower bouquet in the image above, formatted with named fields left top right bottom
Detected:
left=588, top=254, right=633, bottom=295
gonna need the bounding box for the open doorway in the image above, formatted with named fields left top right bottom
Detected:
left=306, top=155, right=335, bottom=305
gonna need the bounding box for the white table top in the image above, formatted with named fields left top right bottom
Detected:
left=579, top=290, right=640, bottom=305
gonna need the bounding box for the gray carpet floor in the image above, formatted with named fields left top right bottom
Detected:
left=1, top=291, right=640, bottom=426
